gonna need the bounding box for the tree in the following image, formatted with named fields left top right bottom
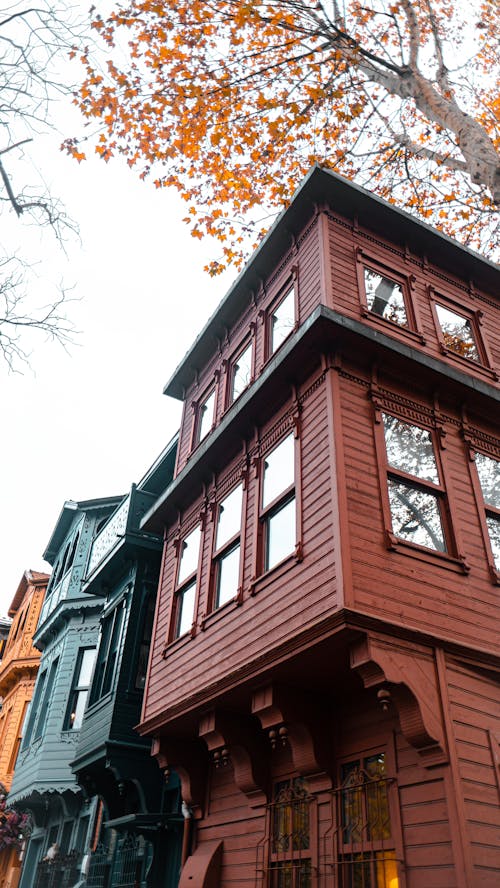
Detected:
left=0, top=2, right=82, bottom=368
left=67, top=0, right=499, bottom=274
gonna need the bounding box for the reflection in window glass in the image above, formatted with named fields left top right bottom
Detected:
left=382, top=414, right=438, bottom=484
left=364, top=269, right=407, bottom=327
left=178, top=526, right=201, bottom=584
left=198, top=390, right=216, bottom=442
left=474, top=453, right=500, bottom=509
left=387, top=479, right=445, bottom=551
left=216, top=486, right=243, bottom=549
left=271, top=289, right=295, bottom=354
left=231, top=343, right=253, bottom=402
left=176, top=581, right=196, bottom=637
left=216, top=544, right=240, bottom=607
left=263, top=435, right=295, bottom=508
left=436, top=304, right=479, bottom=361
left=475, top=452, right=500, bottom=569
left=267, top=497, right=296, bottom=569
left=486, top=516, right=500, bottom=569
left=65, top=649, right=95, bottom=730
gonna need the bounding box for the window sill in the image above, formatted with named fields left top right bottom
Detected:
left=385, top=530, right=470, bottom=574
left=361, top=308, right=425, bottom=347
left=437, top=343, right=498, bottom=382
left=250, top=546, right=302, bottom=596
left=85, top=691, right=113, bottom=716
left=200, top=594, right=241, bottom=631
left=162, top=629, right=194, bottom=658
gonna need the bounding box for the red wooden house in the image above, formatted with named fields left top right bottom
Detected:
left=138, top=167, right=500, bottom=887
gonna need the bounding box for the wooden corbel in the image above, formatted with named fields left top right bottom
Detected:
left=151, top=735, right=209, bottom=819
left=198, top=709, right=268, bottom=807
left=350, top=635, right=448, bottom=768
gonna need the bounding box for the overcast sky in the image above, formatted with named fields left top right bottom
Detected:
left=0, top=97, right=233, bottom=617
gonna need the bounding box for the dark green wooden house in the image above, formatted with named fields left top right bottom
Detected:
left=71, top=435, right=183, bottom=888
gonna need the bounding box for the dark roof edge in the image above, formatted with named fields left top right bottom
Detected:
left=163, top=166, right=499, bottom=401
left=43, top=495, right=125, bottom=563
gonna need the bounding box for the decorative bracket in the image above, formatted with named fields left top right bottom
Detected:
left=151, top=735, right=209, bottom=819
left=198, top=710, right=268, bottom=807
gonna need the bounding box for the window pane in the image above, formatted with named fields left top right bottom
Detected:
left=198, top=390, right=215, bottom=442
left=364, top=269, right=407, bottom=327
left=178, top=526, right=201, bottom=584
left=216, top=485, right=243, bottom=549
left=382, top=414, right=438, bottom=484
left=267, top=497, right=296, bottom=569
left=78, top=648, right=96, bottom=686
left=177, top=581, right=196, bottom=637
left=486, top=515, right=500, bottom=569
left=271, top=289, right=294, bottom=353
left=231, top=343, right=252, bottom=401
left=387, top=479, right=446, bottom=551
left=70, top=690, right=88, bottom=731
left=436, top=304, right=479, bottom=361
left=263, top=435, right=295, bottom=508
left=216, top=544, right=240, bottom=607
left=364, top=754, right=391, bottom=841
left=474, top=452, right=500, bottom=509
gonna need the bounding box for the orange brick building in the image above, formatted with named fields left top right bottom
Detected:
left=0, top=570, right=48, bottom=888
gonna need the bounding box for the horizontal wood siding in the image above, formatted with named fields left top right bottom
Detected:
left=446, top=658, right=500, bottom=884
left=327, top=214, right=500, bottom=385
left=338, top=369, right=499, bottom=653
left=175, top=219, right=323, bottom=476
left=144, top=375, right=339, bottom=723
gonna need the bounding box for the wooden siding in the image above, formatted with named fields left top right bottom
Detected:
left=144, top=373, right=340, bottom=724
left=445, top=657, right=500, bottom=885
left=338, top=368, right=499, bottom=654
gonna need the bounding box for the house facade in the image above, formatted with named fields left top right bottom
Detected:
left=136, top=168, right=500, bottom=887
left=71, top=437, right=183, bottom=888
left=0, top=570, right=48, bottom=888
left=8, top=497, right=122, bottom=888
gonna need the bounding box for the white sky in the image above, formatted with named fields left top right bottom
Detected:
left=0, top=99, right=233, bottom=617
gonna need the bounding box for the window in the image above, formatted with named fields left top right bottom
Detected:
left=197, top=389, right=216, bottom=444
left=474, top=451, right=500, bottom=573
left=338, top=752, right=399, bottom=888
left=90, top=606, right=125, bottom=704
left=262, top=434, right=296, bottom=571
left=21, top=669, right=47, bottom=749
left=382, top=413, right=447, bottom=553
left=269, top=777, right=312, bottom=887
left=270, top=287, right=295, bottom=355
left=8, top=702, right=28, bottom=774
left=213, top=484, right=243, bottom=608
left=230, top=341, right=253, bottom=404
left=435, top=303, right=480, bottom=362
left=363, top=268, right=408, bottom=328
left=174, top=525, right=201, bottom=638
left=134, top=592, right=155, bottom=690
left=64, top=648, right=96, bottom=730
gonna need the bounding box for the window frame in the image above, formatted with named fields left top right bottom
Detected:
left=355, top=248, right=423, bottom=343
left=267, top=774, right=315, bottom=887
left=429, top=288, right=497, bottom=378
left=266, top=274, right=299, bottom=361
left=372, top=396, right=467, bottom=572
left=33, top=656, right=59, bottom=741
left=467, top=443, right=500, bottom=584
left=210, top=483, right=244, bottom=612
left=89, top=601, right=126, bottom=706
left=191, top=385, right=217, bottom=450
left=64, top=647, right=96, bottom=731
left=226, top=335, right=255, bottom=408
left=335, top=747, right=403, bottom=888
left=255, top=430, right=300, bottom=581
left=169, top=523, right=202, bottom=642
left=133, top=587, right=156, bottom=691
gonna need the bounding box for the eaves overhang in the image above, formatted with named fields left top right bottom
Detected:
left=143, top=303, right=500, bottom=534
left=43, top=496, right=124, bottom=564
left=164, top=165, right=499, bottom=401
left=33, top=597, right=104, bottom=651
